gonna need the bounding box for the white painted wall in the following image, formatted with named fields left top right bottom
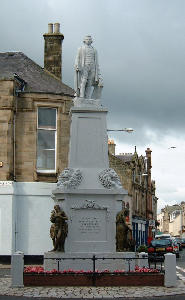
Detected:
left=0, top=181, right=131, bottom=256
left=169, top=212, right=182, bottom=237
left=0, top=182, right=56, bottom=255
left=0, top=182, right=13, bottom=255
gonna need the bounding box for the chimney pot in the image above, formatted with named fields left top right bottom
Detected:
left=54, top=23, right=60, bottom=33
left=48, top=23, right=53, bottom=34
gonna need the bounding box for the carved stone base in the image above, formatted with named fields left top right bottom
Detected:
left=73, top=97, right=102, bottom=108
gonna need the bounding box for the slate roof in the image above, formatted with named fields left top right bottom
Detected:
left=165, top=205, right=182, bottom=213
left=0, top=52, right=74, bottom=96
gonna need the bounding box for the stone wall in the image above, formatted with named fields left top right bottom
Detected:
left=0, top=80, right=73, bottom=182
left=169, top=213, right=182, bottom=236
left=0, top=80, right=14, bottom=180
left=16, top=93, right=72, bottom=182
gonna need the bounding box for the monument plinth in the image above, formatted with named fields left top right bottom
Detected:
left=44, top=36, right=134, bottom=272
left=44, top=99, right=133, bottom=271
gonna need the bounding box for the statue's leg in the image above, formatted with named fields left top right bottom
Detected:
left=85, top=68, right=95, bottom=99
left=80, top=79, right=86, bottom=98
left=80, top=67, right=88, bottom=98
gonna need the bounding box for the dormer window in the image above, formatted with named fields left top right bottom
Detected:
left=36, top=107, right=57, bottom=173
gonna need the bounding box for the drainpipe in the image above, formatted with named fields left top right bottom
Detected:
left=13, top=73, right=27, bottom=180
left=12, top=75, right=26, bottom=252
left=13, top=97, right=17, bottom=181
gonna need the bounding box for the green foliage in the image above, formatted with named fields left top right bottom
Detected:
left=137, top=245, right=148, bottom=253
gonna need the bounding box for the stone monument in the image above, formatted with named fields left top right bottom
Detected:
left=44, top=36, right=134, bottom=272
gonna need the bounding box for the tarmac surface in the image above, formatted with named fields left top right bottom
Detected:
left=0, top=265, right=185, bottom=299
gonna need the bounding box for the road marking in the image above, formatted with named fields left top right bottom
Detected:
left=176, top=266, right=185, bottom=282
left=176, top=266, right=185, bottom=273
left=176, top=271, right=185, bottom=281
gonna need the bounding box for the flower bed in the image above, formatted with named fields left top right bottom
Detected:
left=24, top=266, right=164, bottom=286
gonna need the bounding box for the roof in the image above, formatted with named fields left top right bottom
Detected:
left=162, top=205, right=182, bottom=213
left=116, top=154, right=134, bottom=162
left=0, top=52, right=74, bottom=96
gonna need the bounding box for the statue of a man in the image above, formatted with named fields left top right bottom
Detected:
left=50, top=205, right=68, bottom=252
left=74, top=35, right=103, bottom=99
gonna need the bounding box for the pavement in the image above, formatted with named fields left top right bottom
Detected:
left=0, top=264, right=185, bottom=298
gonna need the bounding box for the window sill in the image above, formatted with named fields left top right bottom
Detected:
left=37, top=171, right=56, bottom=176
left=35, top=171, right=58, bottom=183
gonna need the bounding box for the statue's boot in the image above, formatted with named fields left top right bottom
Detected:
left=84, top=85, right=92, bottom=99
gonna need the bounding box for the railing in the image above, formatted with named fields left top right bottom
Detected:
left=44, top=254, right=164, bottom=286
left=148, top=259, right=164, bottom=271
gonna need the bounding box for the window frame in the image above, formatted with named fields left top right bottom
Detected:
left=36, top=107, right=57, bottom=174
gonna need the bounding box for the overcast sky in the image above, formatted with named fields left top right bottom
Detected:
left=1, top=0, right=185, bottom=212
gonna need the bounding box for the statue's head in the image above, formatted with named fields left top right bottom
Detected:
left=124, top=208, right=129, bottom=217
left=54, top=204, right=60, bottom=212
left=83, top=35, right=93, bottom=45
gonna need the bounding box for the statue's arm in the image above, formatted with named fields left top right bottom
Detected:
left=62, top=212, right=68, bottom=220
left=50, top=211, right=56, bottom=223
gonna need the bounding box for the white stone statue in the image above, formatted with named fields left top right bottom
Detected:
left=74, top=35, right=103, bottom=99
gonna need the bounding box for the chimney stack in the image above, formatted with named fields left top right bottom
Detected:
left=108, top=139, right=116, bottom=156
left=43, top=23, right=64, bottom=80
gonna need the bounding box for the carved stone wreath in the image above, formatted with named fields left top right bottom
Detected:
left=71, top=199, right=105, bottom=210
left=57, top=168, right=82, bottom=190
left=99, top=168, right=122, bottom=189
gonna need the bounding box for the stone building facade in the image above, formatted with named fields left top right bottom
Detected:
left=0, top=23, right=74, bottom=255
left=108, top=142, right=158, bottom=246
left=157, top=203, right=185, bottom=237
left=0, top=23, right=74, bottom=183
left=0, top=77, right=73, bottom=182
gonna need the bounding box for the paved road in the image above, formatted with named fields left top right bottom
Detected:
left=0, top=295, right=185, bottom=300
left=176, top=248, right=185, bottom=282
left=0, top=268, right=10, bottom=278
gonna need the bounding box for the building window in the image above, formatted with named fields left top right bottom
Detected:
left=37, top=107, right=57, bottom=173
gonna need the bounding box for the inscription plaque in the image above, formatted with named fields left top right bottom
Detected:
left=79, top=216, right=100, bottom=233
left=72, top=209, right=107, bottom=242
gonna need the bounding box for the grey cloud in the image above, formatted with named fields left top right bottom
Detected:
left=1, top=0, right=185, bottom=143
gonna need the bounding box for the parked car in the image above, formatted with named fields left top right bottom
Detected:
left=173, top=237, right=182, bottom=251
left=155, top=233, right=171, bottom=239
left=148, top=238, right=179, bottom=261
left=181, top=238, right=185, bottom=248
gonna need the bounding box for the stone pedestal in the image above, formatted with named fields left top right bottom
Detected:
left=11, top=251, right=24, bottom=288
left=68, top=98, right=109, bottom=171
left=45, top=98, right=132, bottom=271
left=164, top=253, right=177, bottom=287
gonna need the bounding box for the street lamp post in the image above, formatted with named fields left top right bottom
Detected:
left=107, top=128, right=134, bottom=133
left=107, top=128, right=134, bottom=156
